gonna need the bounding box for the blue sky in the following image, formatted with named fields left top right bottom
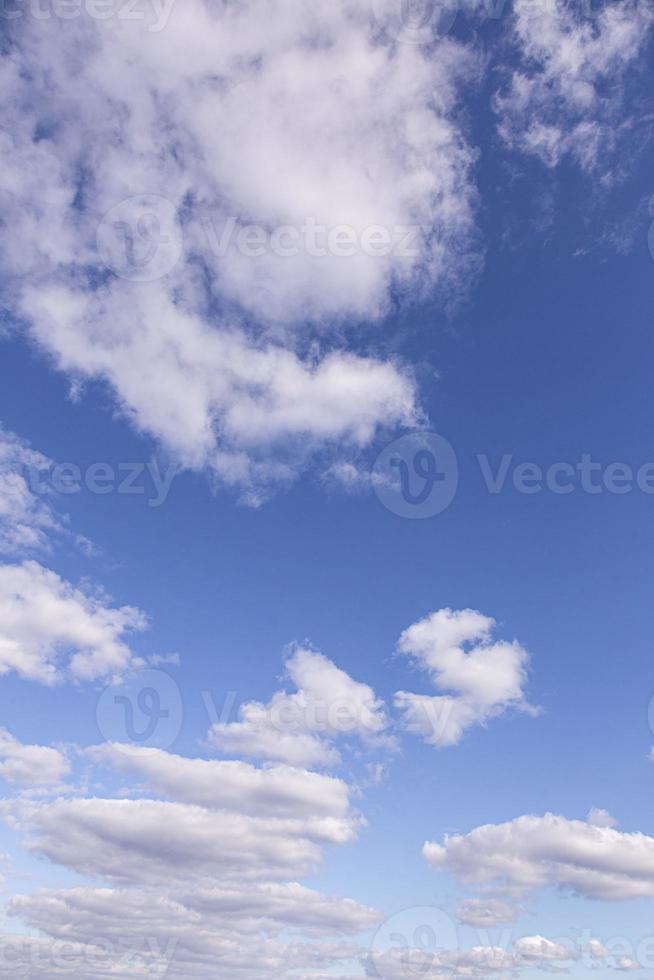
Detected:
left=1, top=0, right=654, bottom=978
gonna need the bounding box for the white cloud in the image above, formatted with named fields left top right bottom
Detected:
left=2, top=768, right=375, bottom=979
left=587, top=806, right=618, bottom=828
left=0, top=560, right=147, bottom=684
left=11, top=881, right=379, bottom=943
left=495, top=0, right=654, bottom=173
left=8, top=796, right=360, bottom=886
left=88, top=743, right=356, bottom=825
left=0, top=0, right=483, bottom=499
left=209, top=646, right=393, bottom=767
left=366, top=944, right=515, bottom=980
left=0, top=427, right=62, bottom=556
left=514, top=935, right=575, bottom=962
left=394, top=607, right=535, bottom=746
left=615, top=957, right=641, bottom=971
left=182, top=882, right=381, bottom=936
left=0, top=729, right=69, bottom=787
left=368, top=933, right=631, bottom=980
left=7, top=882, right=378, bottom=979
left=22, top=284, right=419, bottom=501
left=456, top=897, right=522, bottom=927
left=0, top=932, right=171, bottom=979
left=424, top=811, right=654, bottom=899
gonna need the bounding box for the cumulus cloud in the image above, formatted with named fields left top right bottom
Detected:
left=394, top=607, right=535, bottom=746
left=11, top=881, right=380, bottom=945
left=2, top=762, right=376, bottom=979
left=22, top=284, right=419, bottom=500
left=514, top=935, right=575, bottom=962
left=495, top=0, right=654, bottom=173
left=209, top=646, right=393, bottom=767
left=8, top=795, right=362, bottom=886
left=88, top=742, right=356, bottom=824
left=0, top=0, right=484, bottom=499
left=424, top=811, right=654, bottom=899
left=0, top=561, right=147, bottom=684
left=0, top=427, right=157, bottom=687
left=5, top=883, right=377, bottom=978
left=0, top=662, right=382, bottom=977
left=0, top=729, right=69, bottom=788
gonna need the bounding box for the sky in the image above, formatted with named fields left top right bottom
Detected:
left=1, top=0, right=654, bottom=977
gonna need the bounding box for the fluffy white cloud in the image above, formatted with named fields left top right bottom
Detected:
left=5, top=884, right=375, bottom=978
left=588, top=806, right=618, bottom=828
left=0, top=729, right=69, bottom=787
left=424, top=811, right=654, bottom=899
left=8, top=795, right=361, bottom=886
left=614, top=957, right=641, bottom=971
left=10, top=881, right=380, bottom=944
left=88, top=742, right=356, bottom=824
left=495, top=0, right=654, bottom=173
left=394, top=607, right=534, bottom=746
left=2, top=761, right=375, bottom=979
left=514, top=935, right=575, bottom=962
left=0, top=0, right=483, bottom=499
left=22, top=284, right=419, bottom=500
left=0, top=561, right=146, bottom=683
left=209, top=646, right=392, bottom=767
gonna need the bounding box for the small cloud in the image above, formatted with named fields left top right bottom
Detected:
left=587, top=807, right=618, bottom=829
